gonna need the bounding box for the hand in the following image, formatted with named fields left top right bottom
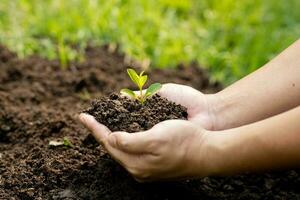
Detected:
left=79, top=83, right=221, bottom=181
left=158, top=83, right=217, bottom=130
left=79, top=114, right=217, bottom=182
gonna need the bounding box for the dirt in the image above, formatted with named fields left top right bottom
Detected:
left=84, top=93, right=188, bottom=132
left=0, top=44, right=299, bottom=200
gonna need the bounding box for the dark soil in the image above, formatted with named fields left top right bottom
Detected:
left=84, top=93, right=188, bottom=132
left=0, top=44, right=299, bottom=200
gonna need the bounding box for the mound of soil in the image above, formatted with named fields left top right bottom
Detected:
left=84, top=93, right=187, bottom=132
left=0, top=44, right=299, bottom=200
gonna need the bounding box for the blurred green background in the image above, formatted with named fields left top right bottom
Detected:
left=0, top=0, right=299, bottom=84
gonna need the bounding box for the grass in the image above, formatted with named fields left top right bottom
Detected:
left=0, top=0, right=299, bottom=84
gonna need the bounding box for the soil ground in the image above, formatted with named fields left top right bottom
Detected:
left=0, top=44, right=299, bottom=199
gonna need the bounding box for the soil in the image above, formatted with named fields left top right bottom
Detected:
left=84, top=93, right=188, bottom=132
left=0, top=44, right=299, bottom=200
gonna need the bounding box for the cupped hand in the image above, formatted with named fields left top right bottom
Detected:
left=79, top=83, right=220, bottom=181
left=79, top=114, right=216, bottom=182
left=158, top=83, right=217, bottom=130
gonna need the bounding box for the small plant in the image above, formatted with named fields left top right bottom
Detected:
left=57, top=37, right=78, bottom=70
left=63, top=137, right=73, bottom=147
left=49, top=137, right=73, bottom=148
left=120, top=68, right=162, bottom=104
left=78, top=88, right=91, bottom=100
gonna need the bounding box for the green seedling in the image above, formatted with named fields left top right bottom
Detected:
left=58, top=38, right=68, bottom=69
left=49, top=137, right=73, bottom=148
left=78, top=88, right=91, bottom=100
left=120, top=68, right=162, bottom=104
left=63, top=137, right=73, bottom=147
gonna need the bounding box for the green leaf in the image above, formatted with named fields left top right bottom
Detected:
left=145, top=83, right=162, bottom=97
left=63, top=137, right=73, bottom=147
left=127, top=68, right=140, bottom=86
left=138, top=75, right=148, bottom=89
left=139, top=71, right=145, bottom=76
left=120, top=88, right=136, bottom=98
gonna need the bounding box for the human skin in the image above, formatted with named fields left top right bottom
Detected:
left=211, top=39, right=300, bottom=130
left=79, top=39, right=300, bottom=182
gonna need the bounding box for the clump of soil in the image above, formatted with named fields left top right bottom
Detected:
left=84, top=93, right=187, bottom=132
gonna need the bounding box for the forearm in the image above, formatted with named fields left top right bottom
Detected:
left=210, top=39, right=300, bottom=130
left=208, top=106, right=300, bottom=176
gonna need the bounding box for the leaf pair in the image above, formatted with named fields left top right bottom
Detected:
left=127, top=68, right=148, bottom=90
left=120, top=68, right=162, bottom=104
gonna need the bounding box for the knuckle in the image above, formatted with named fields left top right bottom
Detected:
left=118, top=138, right=129, bottom=149
left=108, top=133, right=118, bottom=147
left=127, top=167, right=151, bottom=180
left=110, top=132, right=129, bottom=149
left=148, top=140, right=158, bottom=151
left=127, top=168, right=136, bottom=176
left=127, top=166, right=140, bottom=176
left=99, top=139, right=106, bottom=148
left=135, top=172, right=151, bottom=180
left=148, top=138, right=165, bottom=153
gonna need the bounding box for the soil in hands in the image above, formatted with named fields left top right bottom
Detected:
left=84, top=93, right=187, bottom=133
left=1, top=44, right=300, bottom=200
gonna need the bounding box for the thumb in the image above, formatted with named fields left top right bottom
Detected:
left=107, top=131, right=153, bottom=154
left=79, top=113, right=111, bottom=146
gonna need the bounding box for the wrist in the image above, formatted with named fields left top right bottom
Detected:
left=205, top=93, right=228, bottom=131
left=206, top=91, right=245, bottom=131
left=197, top=129, right=240, bottom=177
left=187, top=128, right=231, bottom=178
left=185, top=127, right=213, bottom=178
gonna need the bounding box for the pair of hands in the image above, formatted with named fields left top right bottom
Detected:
left=80, top=40, right=300, bottom=182
left=79, top=83, right=219, bottom=182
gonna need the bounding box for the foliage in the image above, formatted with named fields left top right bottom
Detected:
left=0, top=0, right=299, bottom=84
left=121, top=68, right=162, bottom=104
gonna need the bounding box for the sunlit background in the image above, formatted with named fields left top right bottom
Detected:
left=0, top=0, right=299, bottom=84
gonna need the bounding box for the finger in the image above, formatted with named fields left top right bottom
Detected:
left=158, top=83, right=202, bottom=109
left=107, top=131, right=154, bottom=154
left=158, top=83, right=178, bottom=95
left=79, top=114, right=148, bottom=176
left=105, top=146, right=155, bottom=183
left=79, top=114, right=137, bottom=166
left=79, top=113, right=111, bottom=145
left=103, top=136, right=152, bottom=177
left=104, top=143, right=135, bottom=166
left=158, top=83, right=184, bottom=103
